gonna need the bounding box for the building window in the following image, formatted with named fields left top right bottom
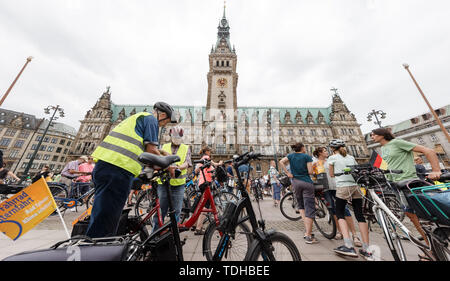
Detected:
left=8, top=150, right=19, bottom=158
left=21, top=162, right=28, bottom=169
left=35, top=154, right=42, bottom=160
left=287, top=129, right=293, bottom=136
left=26, top=153, right=33, bottom=159
left=241, top=145, right=249, bottom=153
left=36, top=136, right=42, bottom=141
left=340, top=114, right=345, bottom=121
left=47, top=146, right=54, bottom=152
left=56, top=147, right=62, bottom=153
left=430, top=134, right=438, bottom=142
left=216, top=144, right=226, bottom=154
left=31, top=144, right=38, bottom=150
left=18, top=131, right=30, bottom=139
left=59, top=139, right=66, bottom=145
left=43, top=136, right=50, bottom=142
left=311, top=129, right=317, bottom=136
left=51, top=138, right=57, bottom=144
left=52, top=155, right=59, bottom=162
left=39, top=145, right=47, bottom=151
left=4, top=129, right=17, bottom=137
left=13, top=140, right=25, bottom=148
left=322, top=129, right=328, bottom=136
left=43, top=154, right=50, bottom=161
left=299, top=129, right=305, bottom=135
left=417, top=136, right=425, bottom=145
left=0, top=138, right=11, bottom=147
left=67, top=141, right=72, bottom=146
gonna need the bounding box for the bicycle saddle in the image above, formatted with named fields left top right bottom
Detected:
left=138, top=153, right=180, bottom=169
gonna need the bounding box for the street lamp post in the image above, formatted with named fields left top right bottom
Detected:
left=367, top=109, right=386, bottom=128
left=21, top=105, right=65, bottom=182
left=0, top=57, right=33, bottom=107
left=403, top=63, right=450, bottom=143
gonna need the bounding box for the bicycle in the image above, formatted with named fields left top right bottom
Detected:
left=204, top=152, right=301, bottom=261
left=340, top=164, right=450, bottom=261
left=2, top=153, right=185, bottom=261
left=50, top=181, right=95, bottom=212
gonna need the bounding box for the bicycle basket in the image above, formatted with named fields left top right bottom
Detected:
left=406, top=182, right=450, bottom=226
left=278, top=175, right=291, bottom=188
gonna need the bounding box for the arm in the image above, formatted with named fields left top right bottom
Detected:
left=279, top=157, right=293, bottom=178
left=307, top=162, right=313, bottom=175
left=8, top=171, right=20, bottom=181
left=412, top=145, right=442, bottom=180
left=328, top=163, right=335, bottom=178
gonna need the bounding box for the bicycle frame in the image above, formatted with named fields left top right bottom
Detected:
left=53, top=183, right=95, bottom=210
left=212, top=161, right=275, bottom=261
left=367, top=188, right=430, bottom=260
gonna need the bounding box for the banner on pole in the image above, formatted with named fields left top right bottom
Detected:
left=0, top=178, right=57, bottom=241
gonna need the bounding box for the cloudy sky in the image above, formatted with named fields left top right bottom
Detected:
left=0, top=0, right=449, bottom=134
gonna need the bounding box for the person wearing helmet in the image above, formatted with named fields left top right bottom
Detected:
left=86, top=102, right=176, bottom=238
left=152, top=125, right=192, bottom=232
left=327, top=139, right=372, bottom=260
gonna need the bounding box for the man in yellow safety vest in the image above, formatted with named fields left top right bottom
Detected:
left=152, top=125, right=192, bottom=232
left=86, top=102, right=177, bottom=238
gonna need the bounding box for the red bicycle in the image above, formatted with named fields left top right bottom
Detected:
left=133, top=158, right=225, bottom=234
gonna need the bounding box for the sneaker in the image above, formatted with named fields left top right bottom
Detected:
left=334, top=245, right=358, bottom=257
left=304, top=235, right=319, bottom=244
left=303, top=233, right=315, bottom=239
left=359, top=249, right=375, bottom=261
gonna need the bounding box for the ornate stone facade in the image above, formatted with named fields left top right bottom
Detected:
left=70, top=8, right=370, bottom=175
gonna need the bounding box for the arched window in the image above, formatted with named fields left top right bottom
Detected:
left=221, top=61, right=224, bottom=67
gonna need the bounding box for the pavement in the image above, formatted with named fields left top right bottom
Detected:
left=0, top=195, right=424, bottom=261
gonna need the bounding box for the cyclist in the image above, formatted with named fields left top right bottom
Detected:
left=268, top=160, right=281, bottom=207
left=279, top=142, right=318, bottom=244
left=0, top=163, right=20, bottom=184
left=328, top=139, right=372, bottom=260
left=85, top=102, right=177, bottom=238
left=312, top=147, right=361, bottom=245
left=152, top=125, right=192, bottom=232
left=370, top=127, right=442, bottom=259
left=226, top=162, right=235, bottom=193
left=193, top=146, right=222, bottom=235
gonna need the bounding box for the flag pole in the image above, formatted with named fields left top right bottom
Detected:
left=0, top=57, right=33, bottom=107
left=43, top=177, right=70, bottom=239
left=403, top=63, right=450, bottom=143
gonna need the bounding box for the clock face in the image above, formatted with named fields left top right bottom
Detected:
left=217, top=78, right=227, bottom=88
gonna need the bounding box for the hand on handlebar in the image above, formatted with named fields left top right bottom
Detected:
left=427, top=171, right=442, bottom=181
left=287, top=172, right=294, bottom=179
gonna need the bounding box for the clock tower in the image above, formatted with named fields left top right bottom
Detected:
left=206, top=5, right=238, bottom=123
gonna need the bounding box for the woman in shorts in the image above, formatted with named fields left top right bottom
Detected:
left=327, top=139, right=372, bottom=260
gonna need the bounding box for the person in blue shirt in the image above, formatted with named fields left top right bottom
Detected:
left=279, top=142, right=317, bottom=244
left=86, top=102, right=176, bottom=238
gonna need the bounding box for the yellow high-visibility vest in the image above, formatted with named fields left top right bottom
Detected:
left=157, top=143, right=188, bottom=186
left=91, top=112, right=151, bottom=177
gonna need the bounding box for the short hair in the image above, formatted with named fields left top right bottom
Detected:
left=371, top=128, right=395, bottom=141
left=291, top=142, right=305, bottom=153
left=199, top=146, right=211, bottom=155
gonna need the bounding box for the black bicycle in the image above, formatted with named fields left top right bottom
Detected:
left=203, top=152, right=302, bottom=261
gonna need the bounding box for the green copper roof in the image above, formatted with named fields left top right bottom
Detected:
left=110, top=103, right=332, bottom=125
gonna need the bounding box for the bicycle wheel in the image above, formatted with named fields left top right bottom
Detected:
left=246, top=231, right=302, bottom=261
left=280, top=192, right=301, bottom=221
left=431, top=227, right=450, bottom=261
left=375, top=208, right=406, bottom=261
left=48, top=185, right=68, bottom=209
left=134, top=190, right=155, bottom=227
left=313, top=197, right=336, bottom=239
left=85, top=191, right=95, bottom=209
left=383, top=194, right=405, bottom=223
left=203, top=221, right=252, bottom=261
left=214, top=191, right=239, bottom=215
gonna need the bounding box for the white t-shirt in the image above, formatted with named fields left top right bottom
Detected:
left=327, top=154, right=358, bottom=188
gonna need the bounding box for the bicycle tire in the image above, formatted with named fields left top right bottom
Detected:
left=430, top=227, right=450, bottom=261
left=134, top=189, right=155, bottom=227
left=85, top=191, right=95, bottom=209
left=280, top=192, right=301, bottom=221
left=383, top=194, right=405, bottom=223
left=214, top=191, right=239, bottom=215
left=376, top=208, right=406, bottom=261
left=48, top=184, right=68, bottom=210
left=203, top=220, right=252, bottom=261
left=245, top=231, right=302, bottom=261
left=313, top=197, right=336, bottom=239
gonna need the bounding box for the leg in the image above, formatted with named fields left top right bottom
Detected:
left=85, top=162, right=133, bottom=238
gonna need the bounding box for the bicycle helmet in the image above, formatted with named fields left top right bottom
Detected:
left=329, top=139, right=346, bottom=149
left=153, top=102, right=177, bottom=123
